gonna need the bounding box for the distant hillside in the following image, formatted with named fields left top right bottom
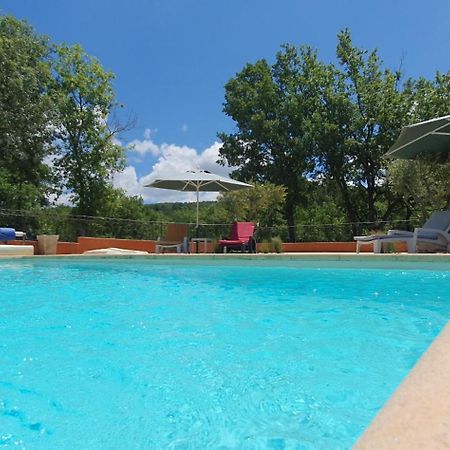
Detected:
left=143, top=201, right=221, bottom=224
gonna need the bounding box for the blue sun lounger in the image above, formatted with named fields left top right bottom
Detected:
left=0, top=228, right=26, bottom=243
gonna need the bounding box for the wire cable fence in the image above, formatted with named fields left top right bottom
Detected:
left=0, top=208, right=422, bottom=243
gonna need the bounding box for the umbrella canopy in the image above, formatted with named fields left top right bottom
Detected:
left=145, top=170, right=253, bottom=226
left=384, top=115, right=450, bottom=160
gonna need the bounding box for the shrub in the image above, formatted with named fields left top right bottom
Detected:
left=259, top=240, right=271, bottom=253
left=272, top=236, right=282, bottom=253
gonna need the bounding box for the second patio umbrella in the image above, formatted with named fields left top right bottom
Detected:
left=145, top=170, right=253, bottom=227
left=384, top=115, right=450, bottom=160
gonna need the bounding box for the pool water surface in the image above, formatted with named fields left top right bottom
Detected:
left=0, top=258, right=449, bottom=449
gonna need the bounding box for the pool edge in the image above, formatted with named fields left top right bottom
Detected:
left=354, top=322, right=450, bottom=449
left=1, top=252, right=450, bottom=263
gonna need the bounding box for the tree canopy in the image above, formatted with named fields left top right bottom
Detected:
left=51, top=44, right=126, bottom=221
left=0, top=16, right=55, bottom=210
left=0, top=15, right=135, bottom=237
left=219, top=29, right=450, bottom=240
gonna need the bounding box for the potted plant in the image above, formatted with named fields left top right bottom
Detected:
left=37, top=221, right=59, bottom=255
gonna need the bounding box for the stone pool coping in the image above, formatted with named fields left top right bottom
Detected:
left=354, top=323, right=450, bottom=449
left=1, top=252, right=449, bottom=447
left=1, top=251, right=450, bottom=261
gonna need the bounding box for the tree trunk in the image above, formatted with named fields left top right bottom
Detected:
left=285, top=202, right=297, bottom=242
left=337, top=178, right=359, bottom=236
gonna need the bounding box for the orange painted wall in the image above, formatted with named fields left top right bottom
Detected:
left=57, top=242, right=81, bottom=254
left=6, top=237, right=408, bottom=254
left=8, top=239, right=80, bottom=254
left=77, top=236, right=156, bottom=253
left=282, top=242, right=358, bottom=252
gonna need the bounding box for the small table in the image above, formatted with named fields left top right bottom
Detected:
left=191, top=237, right=212, bottom=254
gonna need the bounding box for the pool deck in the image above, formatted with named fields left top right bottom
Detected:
left=354, top=323, right=450, bottom=450
left=1, top=252, right=449, bottom=447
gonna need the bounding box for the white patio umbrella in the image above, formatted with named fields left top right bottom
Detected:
left=145, top=170, right=253, bottom=227
left=384, top=115, right=450, bottom=160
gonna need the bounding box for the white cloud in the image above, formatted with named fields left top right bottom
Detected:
left=127, top=128, right=160, bottom=156
left=113, top=135, right=236, bottom=203
left=112, top=166, right=142, bottom=197
left=127, top=138, right=160, bottom=157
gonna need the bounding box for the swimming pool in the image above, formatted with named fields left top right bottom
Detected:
left=0, top=257, right=449, bottom=449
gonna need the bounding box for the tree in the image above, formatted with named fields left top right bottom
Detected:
left=406, top=71, right=450, bottom=121
left=0, top=16, right=55, bottom=210
left=51, top=44, right=126, bottom=225
left=216, top=182, right=286, bottom=239
left=313, top=30, right=410, bottom=231
left=385, top=71, right=450, bottom=224
left=220, top=29, right=450, bottom=240
left=295, top=181, right=350, bottom=241
left=219, top=45, right=325, bottom=241
left=79, top=186, right=160, bottom=239
left=388, top=158, right=450, bottom=224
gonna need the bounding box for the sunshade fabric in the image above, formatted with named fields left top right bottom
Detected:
left=385, top=115, right=450, bottom=159
left=145, top=170, right=253, bottom=228
left=145, top=171, right=252, bottom=192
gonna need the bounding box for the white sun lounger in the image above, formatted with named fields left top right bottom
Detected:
left=354, top=210, right=450, bottom=254
left=0, top=245, right=34, bottom=256
left=15, top=231, right=26, bottom=241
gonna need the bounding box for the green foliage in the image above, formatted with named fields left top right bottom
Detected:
left=314, top=29, right=410, bottom=229
left=0, top=169, right=47, bottom=211
left=271, top=236, right=282, bottom=253
left=0, top=16, right=55, bottom=209
left=146, top=201, right=215, bottom=225
left=259, top=240, right=271, bottom=254
left=406, top=72, right=450, bottom=121
left=295, top=182, right=351, bottom=241
left=220, top=29, right=450, bottom=240
left=51, top=44, right=126, bottom=220
left=216, top=182, right=286, bottom=240
left=219, top=46, right=323, bottom=241
left=37, top=217, right=58, bottom=235
left=388, top=158, right=450, bottom=223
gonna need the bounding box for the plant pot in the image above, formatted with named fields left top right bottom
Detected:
left=37, top=234, right=59, bottom=255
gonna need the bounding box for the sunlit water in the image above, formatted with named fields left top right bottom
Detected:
left=0, top=258, right=449, bottom=449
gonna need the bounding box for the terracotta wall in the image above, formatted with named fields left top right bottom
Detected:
left=282, top=242, right=358, bottom=252
left=78, top=237, right=156, bottom=253
left=7, top=237, right=156, bottom=254
left=7, top=237, right=408, bottom=254
left=57, top=242, right=81, bottom=254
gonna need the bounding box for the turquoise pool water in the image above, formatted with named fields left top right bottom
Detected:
left=0, top=258, right=449, bottom=449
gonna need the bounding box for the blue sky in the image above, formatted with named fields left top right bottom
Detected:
left=2, top=0, right=450, bottom=202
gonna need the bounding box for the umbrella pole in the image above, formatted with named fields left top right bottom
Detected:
left=196, top=189, right=199, bottom=253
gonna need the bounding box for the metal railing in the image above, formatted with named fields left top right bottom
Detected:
left=0, top=208, right=422, bottom=244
